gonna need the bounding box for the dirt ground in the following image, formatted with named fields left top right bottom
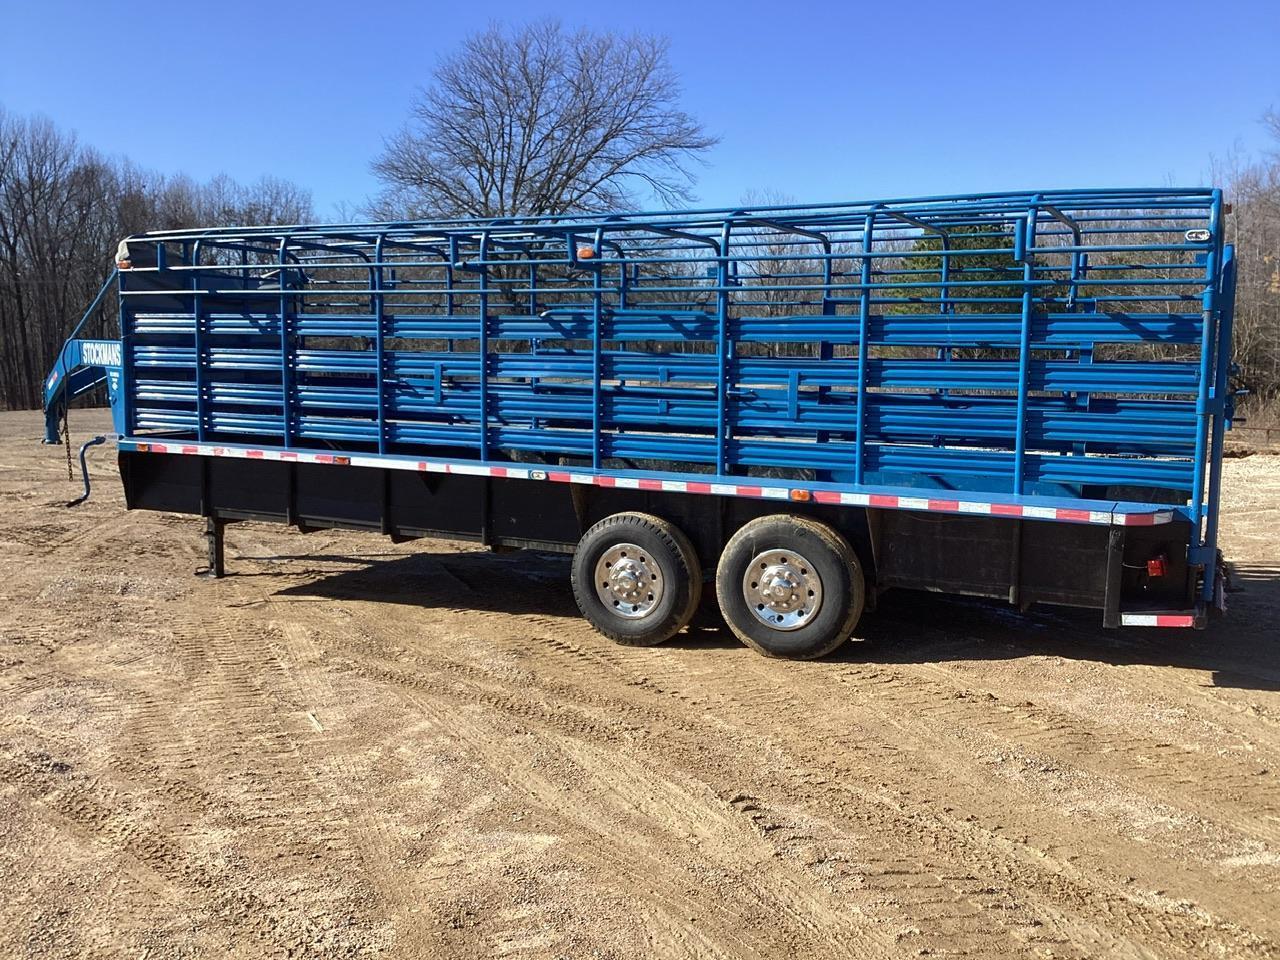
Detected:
left=0, top=408, right=1277, bottom=960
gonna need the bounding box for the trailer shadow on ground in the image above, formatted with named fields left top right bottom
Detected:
left=857, top=563, right=1280, bottom=694
left=268, top=550, right=1280, bottom=693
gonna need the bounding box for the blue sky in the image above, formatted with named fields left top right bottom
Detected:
left=2, top=0, right=1277, bottom=217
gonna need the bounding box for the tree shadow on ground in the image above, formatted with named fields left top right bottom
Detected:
left=268, top=549, right=1280, bottom=693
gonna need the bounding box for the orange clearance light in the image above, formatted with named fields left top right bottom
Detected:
left=117, top=259, right=132, bottom=270
left=789, top=489, right=811, bottom=502
left=576, top=245, right=596, bottom=260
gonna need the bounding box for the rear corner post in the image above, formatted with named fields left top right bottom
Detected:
left=1102, top=525, right=1125, bottom=628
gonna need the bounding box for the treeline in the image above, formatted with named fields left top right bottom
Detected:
left=1218, top=114, right=1280, bottom=412
left=0, top=107, right=312, bottom=410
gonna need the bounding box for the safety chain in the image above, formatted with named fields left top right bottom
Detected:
left=63, top=402, right=73, bottom=481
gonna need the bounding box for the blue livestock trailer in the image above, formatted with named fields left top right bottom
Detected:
left=43, top=188, right=1237, bottom=658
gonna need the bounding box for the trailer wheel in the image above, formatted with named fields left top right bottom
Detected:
left=571, top=512, right=702, bottom=646
left=715, top=514, right=864, bottom=660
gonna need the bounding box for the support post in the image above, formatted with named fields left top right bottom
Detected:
left=201, top=516, right=225, bottom=579
left=854, top=210, right=877, bottom=484
left=1102, top=525, right=1125, bottom=628
left=1012, top=199, right=1041, bottom=495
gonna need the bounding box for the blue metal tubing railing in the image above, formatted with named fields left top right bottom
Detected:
left=130, top=188, right=1214, bottom=241
left=110, top=188, right=1231, bottom=534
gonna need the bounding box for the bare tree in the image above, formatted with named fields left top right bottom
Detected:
left=1216, top=110, right=1280, bottom=408
left=371, top=20, right=716, bottom=219
left=0, top=106, right=314, bottom=410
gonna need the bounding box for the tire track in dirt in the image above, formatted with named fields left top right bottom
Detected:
left=251, top=589, right=898, bottom=958
left=328, top=657, right=897, bottom=958
left=3, top=410, right=1279, bottom=959
left=254, top=549, right=1280, bottom=958
left=526, top=642, right=1276, bottom=959
left=270, top=598, right=1090, bottom=957
left=144, top=607, right=398, bottom=955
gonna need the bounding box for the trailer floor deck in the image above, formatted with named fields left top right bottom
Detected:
left=1, top=409, right=1277, bottom=960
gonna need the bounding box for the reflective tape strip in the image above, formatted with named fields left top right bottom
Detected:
left=129, top=442, right=1176, bottom=525
left=810, top=487, right=1172, bottom=526
left=1118, top=510, right=1176, bottom=526
left=1119, top=613, right=1197, bottom=627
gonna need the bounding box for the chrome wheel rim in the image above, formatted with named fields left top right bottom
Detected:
left=594, top=542, right=664, bottom=619
left=742, top=549, right=822, bottom=630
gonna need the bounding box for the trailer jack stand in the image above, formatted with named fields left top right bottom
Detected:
left=199, top=517, right=225, bottom=578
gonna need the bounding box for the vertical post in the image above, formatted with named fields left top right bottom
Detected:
left=618, top=248, right=629, bottom=311
left=1190, top=190, right=1223, bottom=563
left=1200, top=240, right=1235, bottom=602
left=1070, top=251, right=1092, bottom=453
left=201, top=516, right=225, bottom=579
left=590, top=227, right=604, bottom=471
left=714, top=221, right=732, bottom=476
left=854, top=210, right=877, bottom=485
left=447, top=237, right=458, bottom=355
left=192, top=240, right=206, bottom=442
left=1072, top=342, right=1094, bottom=455
left=373, top=234, right=387, bottom=454
left=445, top=254, right=455, bottom=317
left=817, top=235, right=835, bottom=438
left=528, top=260, right=542, bottom=395
left=119, top=260, right=133, bottom=436
left=1012, top=199, right=1041, bottom=495
left=938, top=234, right=951, bottom=317
left=938, top=234, right=952, bottom=398
left=277, top=237, right=292, bottom=449
left=1102, top=525, right=1125, bottom=628
left=477, top=232, right=490, bottom=462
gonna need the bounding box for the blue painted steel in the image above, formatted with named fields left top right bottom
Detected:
left=42, top=337, right=127, bottom=443
left=1199, top=242, right=1236, bottom=600
left=1012, top=199, right=1041, bottom=494
left=190, top=240, right=206, bottom=443
left=590, top=226, right=605, bottom=470
left=278, top=237, right=293, bottom=449
left=373, top=234, right=387, bottom=455
left=853, top=210, right=876, bottom=484
left=44, top=188, right=1238, bottom=589
left=477, top=232, right=490, bottom=462
left=715, top=220, right=731, bottom=476
left=1189, top=190, right=1225, bottom=560
left=42, top=269, right=124, bottom=442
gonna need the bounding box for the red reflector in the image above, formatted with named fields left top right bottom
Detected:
left=333, top=456, right=351, bottom=466
left=1147, top=555, right=1167, bottom=577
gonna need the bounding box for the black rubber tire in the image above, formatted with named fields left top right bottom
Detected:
left=571, top=512, right=702, bottom=646
left=715, top=514, right=865, bottom=660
